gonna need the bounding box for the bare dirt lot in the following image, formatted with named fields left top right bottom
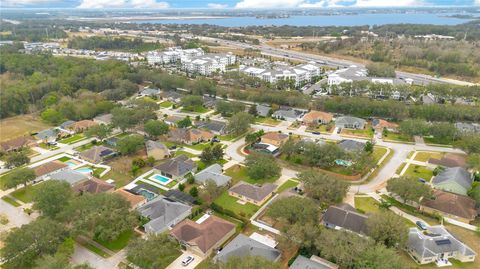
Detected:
left=0, top=114, right=51, bottom=142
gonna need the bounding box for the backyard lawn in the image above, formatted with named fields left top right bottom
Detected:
left=341, top=126, right=374, bottom=138
left=413, top=151, right=444, bottom=162
left=58, top=133, right=86, bottom=144
left=354, top=196, right=381, bottom=214
left=214, top=191, right=260, bottom=218
left=196, top=159, right=228, bottom=171
left=10, top=183, right=44, bottom=203
left=255, top=117, right=280, bottom=126
left=174, top=150, right=197, bottom=158
left=404, top=165, right=434, bottom=181
left=224, top=165, right=279, bottom=185
left=95, top=230, right=136, bottom=252
left=277, top=179, right=299, bottom=193
left=382, top=132, right=414, bottom=143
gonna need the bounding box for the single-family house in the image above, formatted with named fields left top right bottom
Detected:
left=93, top=114, right=113, bottom=125
left=161, top=91, right=183, bottom=103
left=255, top=104, right=272, bottom=117
left=170, top=215, right=236, bottom=257
left=250, top=143, right=280, bottom=156
left=196, top=120, right=227, bottom=135
left=139, top=87, right=161, bottom=97
left=321, top=205, right=368, bottom=235
left=215, top=234, right=281, bottom=263
left=114, top=189, right=146, bottom=209
left=35, top=128, right=65, bottom=143
left=59, top=120, right=76, bottom=130
left=164, top=115, right=185, bottom=126
left=372, top=119, right=399, bottom=132
left=168, top=128, right=214, bottom=145
left=78, top=146, right=117, bottom=164
left=431, top=167, right=473, bottom=196
left=420, top=93, right=437, bottom=105
left=164, top=189, right=197, bottom=205
left=228, top=181, right=277, bottom=206
left=289, top=255, right=339, bottom=269
left=33, top=161, right=69, bottom=180
left=49, top=169, right=89, bottom=185
left=72, top=177, right=115, bottom=194
left=139, top=196, right=192, bottom=235
left=427, top=153, right=466, bottom=168
left=153, top=155, right=197, bottom=180
left=261, top=132, right=289, bottom=147
left=202, top=95, right=218, bottom=108
left=0, top=136, right=36, bottom=153
left=145, top=140, right=170, bottom=160
left=407, top=226, right=476, bottom=265
left=69, top=120, right=97, bottom=133
left=194, top=164, right=231, bottom=187
left=420, top=190, right=477, bottom=224
left=335, top=116, right=366, bottom=130
left=337, top=139, right=365, bottom=152
left=302, top=111, right=333, bottom=126
left=272, top=107, right=305, bottom=122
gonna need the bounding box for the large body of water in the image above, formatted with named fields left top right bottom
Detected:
left=137, top=13, right=472, bottom=27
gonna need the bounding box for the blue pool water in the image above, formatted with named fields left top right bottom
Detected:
left=151, top=174, right=170, bottom=183
left=65, top=161, right=77, bottom=168
left=75, top=167, right=93, bottom=174
left=138, top=189, right=156, bottom=201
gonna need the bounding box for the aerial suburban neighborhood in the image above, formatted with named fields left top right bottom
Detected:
left=0, top=3, right=480, bottom=269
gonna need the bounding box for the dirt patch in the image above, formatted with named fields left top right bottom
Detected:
left=0, top=114, right=52, bottom=142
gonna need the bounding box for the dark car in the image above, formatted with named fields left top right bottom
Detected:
left=416, top=221, right=428, bottom=230
left=312, top=131, right=321, bottom=135
left=337, top=128, right=342, bottom=134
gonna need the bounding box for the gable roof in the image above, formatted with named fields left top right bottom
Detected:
left=0, top=136, right=35, bottom=152
left=229, top=182, right=277, bottom=203
left=168, top=128, right=214, bottom=143
left=49, top=169, right=89, bottom=185
left=428, top=154, right=466, bottom=168
left=79, top=146, right=116, bottom=163
left=72, top=120, right=97, bottom=130
left=432, top=167, right=472, bottom=195
left=154, top=155, right=197, bottom=177
left=145, top=140, right=168, bottom=152
left=139, top=196, right=192, bottom=233
left=196, top=120, right=226, bottom=133
left=303, top=111, right=333, bottom=123
left=421, top=189, right=477, bottom=220
left=164, top=189, right=197, bottom=205
left=170, top=215, right=236, bottom=254
left=256, top=104, right=271, bottom=117
left=60, top=120, right=76, bottom=129
left=114, top=189, right=146, bottom=208
left=33, top=161, right=68, bottom=177
left=35, top=128, right=59, bottom=140
left=335, top=116, right=366, bottom=128
left=289, top=255, right=339, bottom=269
left=322, top=205, right=368, bottom=235
left=337, top=139, right=365, bottom=152
left=372, top=119, right=399, bottom=129
left=215, top=234, right=281, bottom=263
left=194, top=164, right=231, bottom=187
left=72, top=177, right=115, bottom=194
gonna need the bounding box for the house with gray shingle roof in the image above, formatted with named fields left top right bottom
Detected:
left=194, top=164, right=231, bottom=187
left=272, top=107, right=305, bottom=122
left=153, top=155, right=197, bottom=180
left=228, top=181, right=277, bottom=206
left=49, top=169, right=89, bottom=185
left=335, top=116, right=366, bottom=129
left=289, top=255, right=339, bottom=269
left=337, top=139, right=365, bottom=152
left=139, top=87, right=161, bottom=97
left=196, top=120, right=227, bottom=135
left=431, top=167, right=473, bottom=196
left=407, top=226, right=476, bottom=265
left=321, top=205, right=368, bottom=235
left=215, top=234, right=281, bottom=264
left=255, top=104, right=272, bottom=117
left=145, top=140, right=169, bottom=160
left=455, top=122, right=480, bottom=134
left=139, top=196, right=192, bottom=235
left=35, top=128, right=61, bottom=143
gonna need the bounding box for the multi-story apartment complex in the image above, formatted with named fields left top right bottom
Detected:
left=146, top=47, right=205, bottom=65
left=239, top=61, right=322, bottom=86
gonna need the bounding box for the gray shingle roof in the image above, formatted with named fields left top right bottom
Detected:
left=36, top=128, right=59, bottom=140
left=337, top=140, right=365, bottom=152
left=153, top=155, right=197, bottom=177
left=322, top=206, right=368, bottom=235
left=256, top=104, right=271, bottom=117
left=229, top=182, right=277, bottom=203
left=49, top=169, right=89, bottom=185
left=196, top=120, right=226, bottom=133
left=335, top=116, right=366, bottom=129
left=139, top=196, right=192, bottom=234
left=432, top=167, right=472, bottom=192
left=145, top=140, right=168, bottom=152
left=289, top=255, right=337, bottom=269
left=215, top=234, right=281, bottom=263
left=194, top=164, right=231, bottom=187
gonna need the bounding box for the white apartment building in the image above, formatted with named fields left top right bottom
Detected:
left=146, top=47, right=204, bottom=65
left=240, top=61, right=321, bottom=86
left=182, top=53, right=236, bottom=76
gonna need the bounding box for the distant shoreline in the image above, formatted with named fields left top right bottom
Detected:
left=71, top=16, right=231, bottom=22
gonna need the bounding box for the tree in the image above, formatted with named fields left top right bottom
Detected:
left=267, top=196, right=319, bottom=225
left=248, top=104, right=257, bottom=116
left=468, top=182, right=480, bottom=207
left=366, top=62, right=396, bottom=77
left=245, top=152, right=280, bottom=180
left=366, top=211, right=408, bottom=248
left=467, top=153, right=480, bottom=171
left=364, top=141, right=374, bottom=153
left=181, top=95, right=203, bottom=112
left=33, top=180, right=73, bottom=218
left=127, top=235, right=180, bottom=269
left=227, top=112, right=253, bottom=135
left=85, top=124, right=112, bottom=141
left=191, top=77, right=216, bottom=95
left=245, top=130, right=264, bottom=144
left=386, top=176, right=432, bottom=204
left=61, top=193, right=138, bottom=242
left=356, top=244, right=407, bottom=269
left=41, top=108, right=64, bottom=125
left=189, top=186, right=198, bottom=197
left=299, top=171, right=349, bottom=206
left=200, top=180, right=223, bottom=204
left=4, top=150, right=30, bottom=168
left=200, top=146, right=214, bottom=163
left=33, top=253, right=70, bottom=269
left=111, top=107, right=137, bottom=132
left=177, top=116, right=192, bottom=128
left=455, top=135, right=480, bottom=154
left=3, top=167, right=36, bottom=189
left=144, top=120, right=169, bottom=138
left=117, top=135, right=144, bottom=155
left=1, top=218, right=68, bottom=269
left=178, top=183, right=185, bottom=191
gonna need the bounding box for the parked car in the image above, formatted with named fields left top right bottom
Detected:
left=416, top=221, right=428, bottom=230
left=337, top=128, right=342, bottom=134
left=312, top=131, right=321, bottom=135
left=182, top=256, right=194, bottom=266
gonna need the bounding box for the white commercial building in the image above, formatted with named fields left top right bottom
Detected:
left=327, top=65, right=410, bottom=86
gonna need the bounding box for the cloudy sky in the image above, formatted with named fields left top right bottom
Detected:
left=0, top=0, right=479, bottom=9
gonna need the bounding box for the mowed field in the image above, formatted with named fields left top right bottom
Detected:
left=0, top=114, right=51, bottom=142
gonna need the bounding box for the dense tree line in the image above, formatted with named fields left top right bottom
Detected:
left=68, top=36, right=164, bottom=52
left=0, top=21, right=67, bottom=42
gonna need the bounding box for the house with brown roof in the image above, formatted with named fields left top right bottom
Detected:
left=79, top=146, right=117, bottom=164
left=321, top=205, right=369, bottom=235
left=0, top=136, right=36, bottom=153
left=114, top=189, right=146, bottom=209
left=228, top=181, right=277, bottom=206
left=302, top=110, right=333, bottom=126
left=420, top=190, right=477, bottom=224
left=372, top=119, right=399, bottom=132
left=427, top=153, right=466, bottom=168
left=72, top=177, right=115, bottom=194
left=170, top=215, right=236, bottom=257
left=168, top=128, right=214, bottom=145
left=260, top=132, right=289, bottom=147
left=33, top=161, right=69, bottom=179
left=69, top=120, right=97, bottom=133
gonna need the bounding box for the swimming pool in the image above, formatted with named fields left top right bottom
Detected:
left=138, top=189, right=156, bottom=201
left=75, top=167, right=93, bottom=174
left=149, top=174, right=172, bottom=185
left=65, top=161, right=78, bottom=168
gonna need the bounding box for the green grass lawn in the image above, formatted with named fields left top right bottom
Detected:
left=214, top=191, right=260, bottom=218
left=277, top=180, right=299, bottom=193
left=79, top=240, right=110, bottom=258
left=95, top=230, right=136, bottom=252
left=372, top=147, right=388, bottom=163
left=341, top=126, right=374, bottom=138
left=101, top=170, right=133, bottom=189
left=184, top=142, right=212, bottom=151
left=93, top=167, right=107, bottom=177
left=37, top=143, right=59, bottom=150
left=74, top=142, right=95, bottom=152
left=10, top=183, right=44, bottom=203
left=57, top=156, right=72, bottom=162
left=413, top=152, right=444, bottom=162
left=423, top=136, right=455, bottom=146
left=255, top=117, right=280, bottom=126
left=1, top=195, right=21, bottom=207
left=196, top=159, right=228, bottom=171
left=224, top=165, right=279, bottom=185
left=404, top=165, right=434, bottom=181
left=218, top=132, right=245, bottom=142
left=354, top=196, right=381, bottom=214
left=382, top=132, right=414, bottom=143
left=380, top=195, right=440, bottom=226
left=159, top=101, right=174, bottom=108
left=58, top=133, right=86, bottom=144
left=174, top=150, right=197, bottom=158
left=396, top=163, right=407, bottom=175
left=180, top=106, right=209, bottom=114
left=307, top=123, right=334, bottom=134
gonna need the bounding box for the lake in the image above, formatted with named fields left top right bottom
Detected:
left=136, top=13, right=471, bottom=27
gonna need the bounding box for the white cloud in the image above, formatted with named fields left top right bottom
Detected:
left=235, top=0, right=305, bottom=9
left=475, top=0, right=480, bottom=6
left=207, top=3, right=228, bottom=8
left=0, top=0, right=58, bottom=7
left=354, top=0, right=424, bottom=7
left=299, top=0, right=353, bottom=8
left=234, top=0, right=427, bottom=8
left=77, top=0, right=170, bottom=9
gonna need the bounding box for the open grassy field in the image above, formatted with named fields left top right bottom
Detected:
left=95, top=230, right=136, bottom=252
left=341, top=126, right=374, bottom=138
left=0, top=114, right=51, bottom=142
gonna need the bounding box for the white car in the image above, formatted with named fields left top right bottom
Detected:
left=182, top=256, right=194, bottom=266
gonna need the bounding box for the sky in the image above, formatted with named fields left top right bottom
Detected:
left=0, top=0, right=479, bottom=9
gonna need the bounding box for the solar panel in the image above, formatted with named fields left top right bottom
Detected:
left=435, top=239, right=451, bottom=245
left=100, top=149, right=113, bottom=157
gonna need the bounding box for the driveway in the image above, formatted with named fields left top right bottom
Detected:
left=71, top=243, right=119, bottom=269
left=166, top=252, right=203, bottom=269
